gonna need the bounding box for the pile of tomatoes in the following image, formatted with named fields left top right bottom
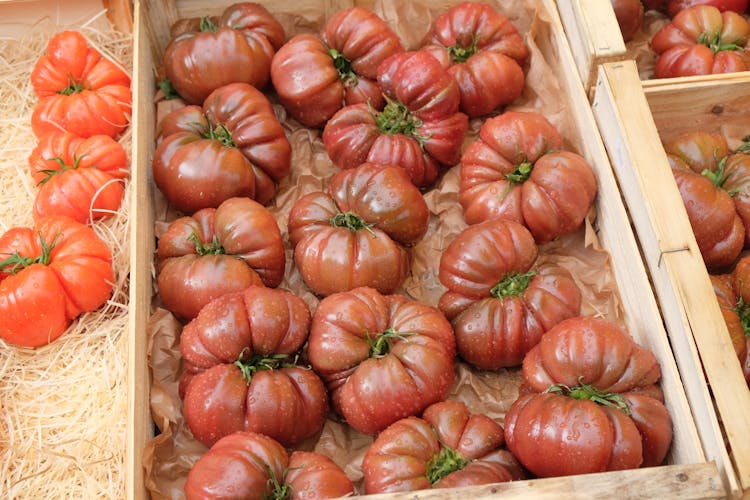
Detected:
left=148, top=2, right=674, bottom=497
left=611, top=0, right=750, bottom=77
left=0, top=30, right=132, bottom=348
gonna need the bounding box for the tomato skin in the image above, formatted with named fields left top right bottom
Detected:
left=185, top=432, right=354, bottom=500
left=420, top=2, right=528, bottom=117
left=363, top=401, right=522, bottom=494
left=710, top=274, right=749, bottom=362
left=308, top=287, right=456, bottom=435
left=271, top=7, right=403, bottom=127
left=153, top=83, right=291, bottom=212
left=30, top=31, right=131, bottom=138
left=180, top=286, right=328, bottom=447
left=665, top=0, right=749, bottom=17
left=0, top=216, right=113, bottom=347
left=611, top=0, right=645, bottom=42
left=156, top=197, right=285, bottom=320
left=459, top=111, right=596, bottom=243
left=164, top=3, right=285, bottom=104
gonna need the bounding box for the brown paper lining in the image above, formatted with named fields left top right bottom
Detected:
left=143, top=1, right=624, bottom=498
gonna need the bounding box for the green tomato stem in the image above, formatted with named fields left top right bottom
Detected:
left=368, top=327, right=413, bottom=358
left=373, top=99, right=429, bottom=144
left=188, top=233, right=225, bottom=256
left=426, top=446, right=470, bottom=485
left=546, top=377, right=631, bottom=416
left=0, top=231, right=59, bottom=275
left=490, top=270, right=536, bottom=298
left=199, top=16, right=219, bottom=33
left=447, top=37, right=479, bottom=64
left=329, top=211, right=375, bottom=235
left=328, top=48, right=358, bottom=87
left=505, top=160, right=534, bottom=184
left=234, top=350, right=298, bottom=383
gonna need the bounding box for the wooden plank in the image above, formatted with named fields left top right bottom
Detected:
left=590, top=59, right=745, bottom=496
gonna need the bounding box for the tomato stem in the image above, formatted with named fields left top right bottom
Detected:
left=735, top=136, right=750, bottom=154
left=59, top=77, right=85, bottom=95
left=426, top=446, right=470, bottom=485
left=697, top=32, right=742, bottom=53
left=329, top=211, right=376, bottom=235
left=264, top=465, right=292, bottom=500
left=701, top=156, right=738, bottom=196
left=368, top=327, right=411, bottom=358
left=490, top=270, right=536, bottom=298
left=205, top=123, right=236, bottom=147
left=734, top=294, right=750, bottom=337
left=328, top=48, right=358, bottom=87
left=546, top=377, right=631, bottom=415
left=199, top=16, right=219, bottom=33
left=36, top=154, right=88, bottom=185
left=0, top=231, right=59, bottom=275
left=157, top=77, right=180, bottom=100
left=373, top=99, right=430, bottom=144
left=505, top=160, right=534, bottom=184
left=188, top=233, right=225, bottom=255
left=447, top=37, right=479, bottom=64
left=234, top=350, right=299, bottom=383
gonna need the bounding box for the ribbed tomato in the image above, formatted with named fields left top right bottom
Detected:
left=156, top=197, right=285, bottom=320
left=153, top=82, right=291, bottom=212
left=709, top=273, right=748, bottom=364
left=730, top=256, right=750, bottom=386
left=307, top=286, right=456, bottom=435
left=184, top=432, right=355, bottom=500
left=647, top=0, right=749, bottom=16
left=30, top=30, right=132, bottom=139
left=419, top=2, right=528, bottom=117
left=164, top=2, right=285, bottom=104
left=180, top=286, right=328, bottom=447
left=362, top=400, right=524, bottom=493
left=288, top=163, right=428, bottom=296
left=323, top=50, right=468, bottom=187
left=505, top=316, right=673, bottom=477
left=611, top=0, right=645, bottom=41
left=0, top=216, right=113, bottom=347
left=271, top=7, right=403, bottom=127
left=438, top=219, right=581, bottom=369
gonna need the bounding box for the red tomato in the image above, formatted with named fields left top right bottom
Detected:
left=156, top=197, right=285, bottom=320
left=185, top=431, right=355, bottom=500
left=730, top=257, right=750, bottom=387
left=709, top=274, right=748, bottom=371
left=459, top=111, right=597, bottom=243
left=362, top=400, right=524, bottom=493
left=323, top=51, right=468, bottom=187
left=651, top=5, right=750, bottom=77
left=420, top=2, right=528, bottom=117
left=0, top=216, right=113, bottom=347
left=180, top=286, right=328, bottom=447
left=665, top=0, right=749, bottom=16
left=153, top=82, right=291, bottom=212
left=307, top=287, right=456, bottom=435
left=30, top=31, right=131, bottom=138
left=611, top=0, right=645, bottom=41
left=288, top=163, right=428, bottom=296
left=505, top=316, right=673, bottom=477
left=28, top=131, right=128, bottom=223
left=271, top=7, right=403, bottom=127
left=164, top=3, right=285, bottom=104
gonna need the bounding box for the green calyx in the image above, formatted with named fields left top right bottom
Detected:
left=157, top=77, right=179, bottom=100
left=188, top=233, right=225, bottom=256
left=734, top=294, right=750, bottom=337
left=735, top=135, right=750, bottom=154
left=426, top=446, right=470, bottom=485
left=447, top=37, right=479, bottom=64
left=701, top=156, right=738, bottom=196
left=234, top=350, right=298, bottom=383
left=199, top=16, right=219, bottom=33
left=546, top=377, right=631, bottom=416
left=505, top=160, right=534, bottom=184
left=374, top=100, right=429, bottom=143
left=490, top=270, right=536, bottom=298
left=697, top=32, right=742, bottom=54
left=263, top=466, right=292, bottom=500
left=368, top=327, right=411, bottom=358
left=36, top=155, right=90, bottom=185
left=329, top=211, right=375, bottom=235
left=0, top=231, right=59, bottom=275
left=328, top=48, right=358, bottom=87
left=203, top=123, right=235, bottom=147
left=59, top=77, right=85, bottom=95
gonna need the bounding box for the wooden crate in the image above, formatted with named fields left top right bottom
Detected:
left=591, top=59, right=750, bottom=498
left=131, top=0, right=724, bottom=498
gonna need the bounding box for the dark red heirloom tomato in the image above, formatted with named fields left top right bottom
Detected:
left=30, top=30, right=131, bottom=139
left=651, top=0, right=750, bottom=17
left=419, top=2, right=528, bottom=117
left=438, top=219, right=581, bottom=369
left=323, top=50, right=469, bottom=187
left=180, top=286, right=328, bottom=447
left=307, top=286, right=456, bottom=435
left=288, top=162, right=428, bottom=296
left=362, top=400, right=524, bottom=494
left=651, top=5, right=750, bottom=77
left=459, top=111, right=597, bottom=243
left=156, top=197, right=284, bottom=321
left=505, top=316, right=673, bottom=477
left=152, top=82, right=291, bottom=212
left=271, top=7, right=403, bottom=128
left=612, top=0, right=645, bottom=41
left=184, top=431, right=355, bottom=500
left=709, top=274, right=749, bottom=380
left=164, top=2, right=285, bottom=104
left=28, top=131, right=128, bottom=223
left=731, top=256, right=750, bottom=385
left=0, top=216, right=113, bottom=347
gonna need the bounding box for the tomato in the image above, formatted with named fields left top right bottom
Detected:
left=153, top=82, right=291, bottom=212
left=0, top=216, right=113, bottom=347
left=323, top=51, right=469, bottom=187
left=180, top=286, right=328, bottom=447
left=419, top=2, right=528, bottom=117
left=307, top=286, right=456, bottom=435
left=651, top=5, right=750, bottom=77
left=730, top=257, right=750, bottom=386
left=30, top=30, right=131, bottom=139
left=459, top=111, right=597, bottom=243
left=611, top=0, right=645, bottom=42
left=505, top=316, right=673, bottom=477
left=439, top=219, right=581, bottom=369
left=665, top=0, right=749, bottom=16
left=156, top=197, right=285, bottom=321
left=362, top=400, right=524, bottom=493
left=184, top=431, right=355, bottom=500
left=27, top=131, right=128, bottom=223
left=271, top=7, right=403, bottom=128
left=288, top=163, right=428, bottom=296
left=163, top=3, right=285, bottom=104
left=709, top=274, right=748, bottom=361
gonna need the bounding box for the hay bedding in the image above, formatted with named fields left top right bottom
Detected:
left=0, top=9, right=132, bottom=499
